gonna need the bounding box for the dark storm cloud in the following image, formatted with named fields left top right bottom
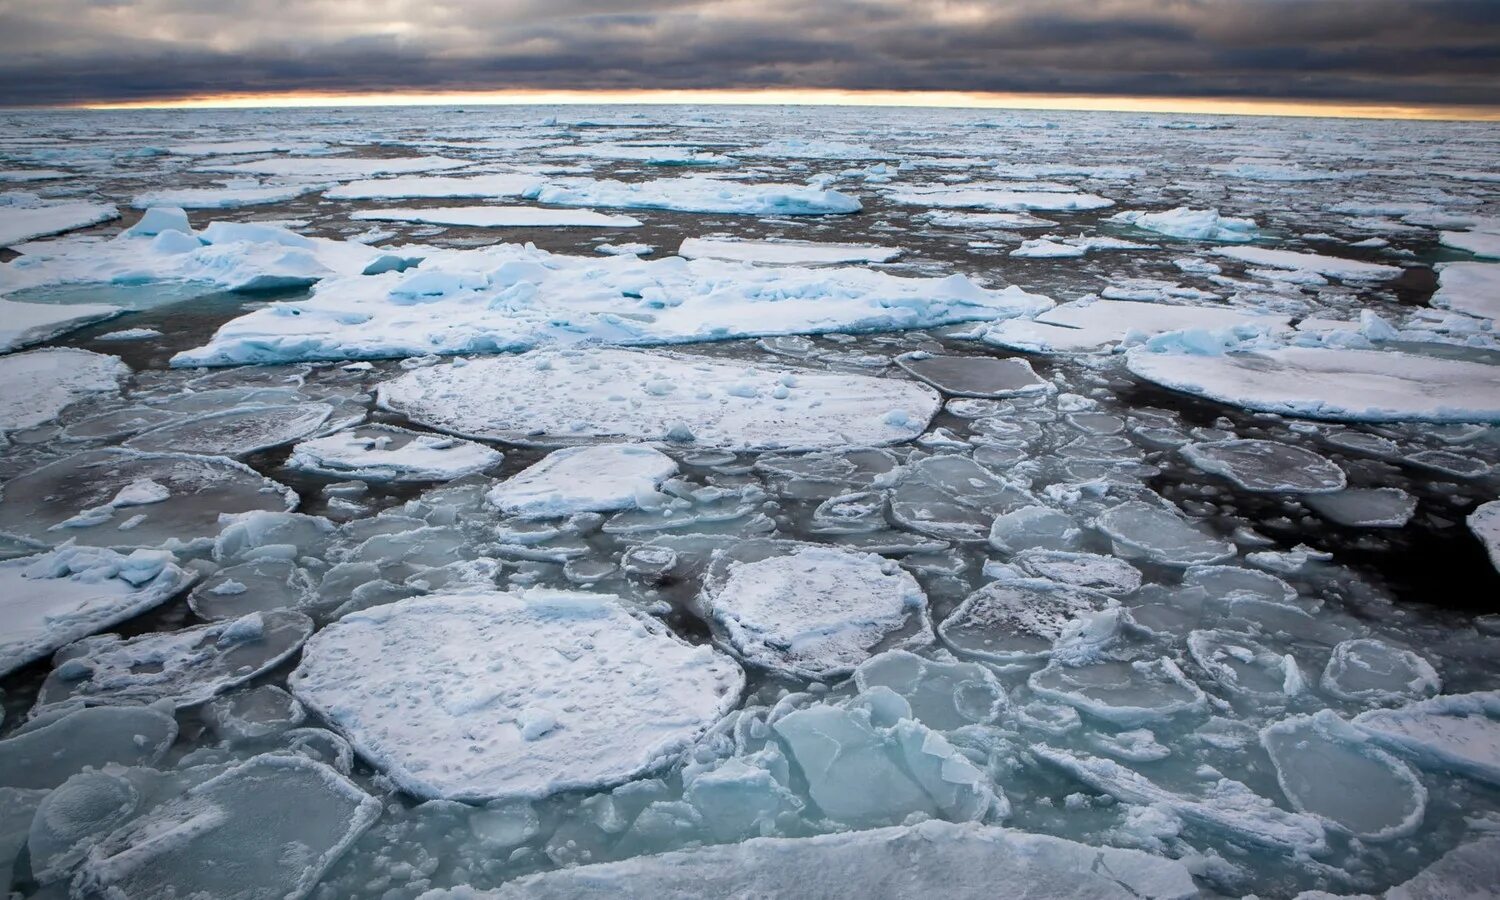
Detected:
left=0, top=0, right=1495, bottom=106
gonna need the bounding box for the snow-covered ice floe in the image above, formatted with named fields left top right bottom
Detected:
left=1471, top=501, right=1500, bottom=573
left=0, top=348, right=128, bottom=430
left=486, top=444, right=675, bottom=517
left=528, top=177, right=861, bottom=215
left=131, top=182, right=327, bottom=209
left=979, top=299, right=1288, bottom=355
left=1107, top=207, right=1259, bottom=242
left=0, top=299, right=119, bottom=352
left=289, top=590, right=744, bottom=801
left=351, top=206, right=643, bottom=228
left=199, top=154, right=468, bottom=178
left=1214, top=246, right=1402, bottom=281
left=0, top=193, right=119, bottom=248
left=1354, top=691, right=1500, bottom=785
left=377, top=349, right=943, bottom=451
left=1126, top=347, right=1500, bottom=423
left=324, top=173, right=544, bottom=200
left=420, top=821, right=1198, bottom=900
left=1431, top=262, right=1500, bottom=321
left=885, top=185, right=1114, bottom=212
left=288, top=424, right=503, bottom=483
left=676, top=238, right=900, bottom=265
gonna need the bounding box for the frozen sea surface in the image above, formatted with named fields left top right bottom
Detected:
left=0, top=104, right=1499, bottom=900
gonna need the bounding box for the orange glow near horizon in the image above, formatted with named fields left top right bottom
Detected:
left=73, top=88, right=1500, bottom=122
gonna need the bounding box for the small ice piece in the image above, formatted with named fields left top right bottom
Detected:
left=697, top=543, right=930, bottom=679
left=1321, top=639, right=1441, bottom=705
left=938, top=579, right=1114, bottom=663
left=0, top=196, right=118, bottom=247
left=32, top=610, right=314, bottom=713
left=1008, top=550, right=1143, bottom=594
left=206, top=684, right=307, bottom=741
left=74, top=754, right=379, bottom=900
left=378, top=349, right=941, bottom=451
left=531, top=177, right=862, bottom=215
left=895, top=353, right=1049, bottom=398
left=1180, top=439, right=1347, bottom=494
left=289, top=590, right=744, bottom=801
left=289, top=424, right=502, bottom=482
left=0, top=706, right=177, bottom=790
left=352, top=206, right=643, bottom=228
left=0, top=545, right=190, bottom=677
left=0, top=449, right=298, bottom=550
left=1108, top=207, right=1259, bottom=242
left=124, top=403, right=334, bottom=458
left=677, top=238, right=901, bottom=265
left=1431, top=262, right=1500, bottom=321
left=441, top=820, right=1196, bottom=899
left=1188, top=630, right=1305, bottom=701
left=1029, top=657, right=1208, bottom=726
left=1471, top=501, right=1500, bottom=574
left=989, top=505, right=1082, bottom=553
left=1215, top=246, right=1401, bottom=280
left=1306, top=488, right=1417, bottom=528
left=93, top=327, right=163, bottom=342
left=853, top=649, right=1008, bottom=730
left=1353, top=691, right=1500, bottom=786
left=0, top=348, right=128, bottom=430
left=1260, top=710, right=1425, bottom=841
left=1095, top=501, right=1235, bottom=567
left=0, top=299, right=120, bottom=353
left=188, top=558, right=318, bottom=620
left=0, top=787, right=46, bottom=890
left=1126, top=347, right=1500, bottom=424
left=487, top=444, right=678, bottom=517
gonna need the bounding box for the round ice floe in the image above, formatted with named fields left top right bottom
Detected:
left=1187, top=630, right=1305, bottom=701
left=33, top=610, right=314, bottom=714
left=376, top=349, right=942, bottom=451
left=988, top=505, right=1082, bottom=553
left=938, top=579, right=1115, bottom=663
left=1095, top=501, right=1235, bottom=567
left=0, top=449, right=298, bottom=550
left=894, top=353, right=1050, bottom=398
left=1011, top=550, right=1143, bottom=594
left=1321, top=639, right=1441, bottom=705
left=698, top=543, right=930, bottom=679
left=1183, top=565, right=1298, bottom=604
left=0, top=348, right=128, bottom=431
left=888, top=454, right=1034, bottom=542
left=1127, top=347, right=1500, bottom=424
left=187, top=558, right=318, bottom=621
left=853, top=650, right=1008, bottom=731
left=1029, top=658, right=1208, bottom=727
left=124, top=403, right=334, bottom=457
left=487, top=444, right=678, bottom=518
left=206, top=685, right=306, bottom=741
left=1261, top=710, right=1426, bottom=841
left=1306, top=487, right=1417, bottom=528
left=289, top=590, right=745, bottom=802
left=288, top=423, right=502, bottom=482
left=1180, top=439, right=1346, bottom=494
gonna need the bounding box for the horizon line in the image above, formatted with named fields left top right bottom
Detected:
left=65, top=88, right=1500, bottom=122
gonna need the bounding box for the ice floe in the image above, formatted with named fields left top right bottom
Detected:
left=0, top=348, right=128, bottom=430
left=980, top=299, right=1288, bottom=355
left=1354, top=691, right=1500, bottom=785
left=1471, top=501, right=1500, bottom=573
left=288, top=424, right=502, bottom=483
left=0, top=194, right=119, bottom=247
left=895, top=352, right=1049, bottom=397
left=939, top=579, right=1115, bottom=663
left=0, top=298, right=119, bottom=352
left=1320, top=639, right=1441, bottom=705
left=1181, top=439, right=1347, bottom=494
left=123, top=403, right=334, bottom=457
left=352, top=206, right=643, bottom=228
left=201, top=154, right=468, bottom=178
left=676, top=238, right=900, bottom=265
left=1095, top=501, right=1235, bottom=567
left=486, top=444, right=677, bottom=517
left=0, top=705, right=177, bottom=789
left=886, top=185, right=1114, bottom=212
left=1108, top=207, right=1259, bottom=242
left=325, top=173, right=544, bottom=200
left=1306, top=488, right=1417, bottom=528
left=1432, top=262, right=1500, bottom=321
left=530, top=178, right=861, bottom=215
left=1215, top=246, right=1401, bottom=281
left=131, top=182, right=326, bottom=209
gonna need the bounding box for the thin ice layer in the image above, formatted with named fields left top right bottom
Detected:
left=1181, top=439, right=1347, bottom=494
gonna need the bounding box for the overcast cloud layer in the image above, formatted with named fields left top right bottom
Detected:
left=0, top=0, right=1496, bottom=107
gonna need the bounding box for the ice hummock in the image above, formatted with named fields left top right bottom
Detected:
left=1107, top=207, right=1259, bottom=242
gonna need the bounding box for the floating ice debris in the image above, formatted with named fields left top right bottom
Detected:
left=188, top=558, right=318, bottom=620
left=1431, top=262, right=1500, bottom=321
left=33, top=610, right=314, bottom=713
left=288, top=424, right=502, bottom=483
left=530, top=177, right=862, bottom=215
left=325, top=173, right=544, bottom=200
left=1471, top=501, right=1500, bottom=574
left=487, top=444, right=677, bottom=517
left=1261, top=710, right=1426, bottom=841
left=895, top=352, right=1049, bottom=397
left=94, top=327, right=163, bottom=342
left=0, top=348, right=128, bottom=430
left=378, top=349, right=942, bottom=451
left=1181, top=439, right=1347, bottom=494
left=676, top=237, right=901, bottom=265
left=886, top=185, right=1114, bottom=212
left=1007, top=550, right=1143, bottom=594
left=0, top=194, right=119, bottom=247
left=206, top=684, right=307, bottom=741
left=290, top=590, right=744, bottom=801
left=988, top=506, right=1082, bottom=553
left=73, top=754, right=379, bottom=900
left=0, top=545, right=190, bottom=676
left=1306, top=488, right=1417, bottom=528
left=1035, top=747, right=1327, bottom=855
left=131, top=182, right=326, bottom=209
left=201, top=154, right=468, bottom=178
left=889, top=454, right=1033, bottom=542
left=1354, top=691, right=1500, bottom=785
left=1011, top=239, right=1086, bottom=258
left=123, top=403, right=334, bottom=458
left=1030, top=657, right=1207, bottom=726
left=1108, top=207, right=1259, bottom=242
left=1188, top=630, right=1305, bottom=701
left=1321, top=639, right=1441, bottom=705
left=440, top=821, right=1197, bottom=900
left=1215, top=246, right=1401, bottom=281
left=0, top=298, right=119, bottom=352
left=1126, top=347, right=1500, bottom=424
left=938, top=579, right=1115, bottom=663
left=852, top=649, right=1008, bottom=730
left=352, top=206, right=644, bottom=228
left=697, top=542, right=930, bottom=678
left=980, top=299, right=1288, bottom=355
left=0, top=705, right=177, bottom=789
left=920, top=210, right=1057, bottom=229
left=1095, top=501, right=1235, bottom=567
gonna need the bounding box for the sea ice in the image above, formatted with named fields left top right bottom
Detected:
left=377, top=349, right=942, bottom=451
left=289, top=424, right=503, bottom=483
left=988, top=506, right=1083, bottom=553
left=1029, top=657, right=1208, bottom=726
left=1108, top=207, right=1259, bottom=242
left=1007, top=550, right=1143, bottom=594
left=131, top=183, right=326, bottom=209
left=676, top=238, right=900, bottom=265
left=1215, top=246, right=1401, bottom=281
left=1354, top=691, right=1500, bottom=785
left=1321, top=639, right=1441, bottom=705
left=1306, top=488, right=1417, bottom=528
left=1471, top=501, right=1500, bottom=573
left=1188, top=630, right=1305, bottom=701
left=123, top=403, right=334, bottom=457
left=206, top=684, right=307, bottom=741
left=1181, top=439, right=1347, bottom=494
left=0, top=705, right=177, bottom=789
left=938, top=579, right=1115, bottom=663
left=0, top=195, right=119, bottom=247
left=885, top=186, right=1114, bottom=212
left=201, top=154, right=468, bottom=178
left=325, top=173, right=544, bottom=200
left=187, top=558, right=318, bottom=620
left=980, top=299, right=1288, bottom=355
left=1095, top=501, right=1235, bottom=567
left=289, top=590, right=744, bottom=801
left=0, top=348, right=128, bottom=430
left=852, top=649, right=1009, bottom=730
left=895, top=352, right=1049, bottom=397
left=530, top=177, right=862, bottom=215
left=486, top=444, right=677, bottom=517
left=352, top=206, right=643, bottom=228
left=0, top=298, right=119, bottom=352
left=1440, top=228, right=1500, bottom=259
left=1431, top=262, right=1500, bottom=321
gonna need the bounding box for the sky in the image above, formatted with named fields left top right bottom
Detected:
left=1, top=0, right=1497, bottom=112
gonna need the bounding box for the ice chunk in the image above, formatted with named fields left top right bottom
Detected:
left=1470, top=501, right=1500, bottom=574
left=1321, top=639, right=1441, bottom=705
left=74, top=753, right=379, bottom=900
left=1030, top=657, right=1207, bottom=726
left=378, top=349, right=942, bottom=451
left=353, top=206, right=643, bottom=228
left=1306, top=488, right=1417, bottom=528
left=33, top=610, right=314, bottom=713
left=981, top=299, right=1288, bottom=355
left=486, top=444, right=677, bottom=517
left=698, top=543, right=930, bottom=678
left=1431, top=262, right=1500, bottom=321
left=188, top=558, right=317, bottom=620
left=206, top=684, right=306, bottom=741
left=1215, top=246, right=1401, bottom=281
left=1188, top=630, right=1304, bottom=701
left=0, top=705, right=177, bottom=789
left=677, top=238, right=901, bottom=265
left=989, top=505, right=1082, bottom=553
left=434, top=820, right=1196, bottom=899
left=853, top=649, right=1008, bottom=730
left=1008, top=550, right=1143, bottom=594
left=895, top=352, right=1049, bottom=397
left=1127, top=347, right=1500, bottom=424
left=289, top=590, right=744, bottom=801
left=0, top=545, right=190, bottom=676
left=1181, top=439, right=1347, bottom=494
left=0, top=348, right=128, bottom=430
left=124, top=403, right=334, bottom=457
left=1095, top=501, right=1235, bottom=567
left=1261, top=710, right=1425, bottom=841
left=325, top=173, right=544, bottom=200
left=0, top=196, right=118, bottom=247
left=531, top=177, right=862, bottom=215
left=1108, top=207, right=1259, bottom=242
left=939, top=579, right=1115, bottom=663
left=0, top=298, right=119, bottom=352
left=1354, top=691, right=1500, bottom=785
left=289, top=424, right=502, bottom=482
left=0, top=449, right=297, bottom=550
